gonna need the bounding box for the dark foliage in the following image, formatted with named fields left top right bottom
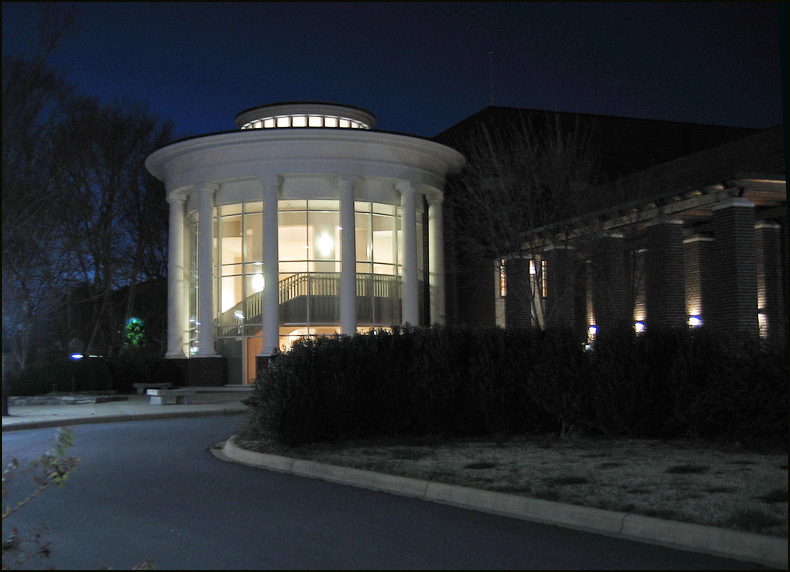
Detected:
left=8, top=353, right=183, bottom=396
left=243, top=326, right=786, bottom=447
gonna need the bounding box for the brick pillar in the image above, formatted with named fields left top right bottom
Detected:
left=710, top=197, right=757, bottom=338
left=592, top=234, right=630, bottom=333
left=755, top=221, right=785, bottom=346
left=632, top=248, right=646, bottom=324
left=542, top=245, right=579, bottom=331
left=683, top=234, right=715, bottom=326
left=645, top=217, right=686, bottom=328
left=505, top=258, right=535, bottom=329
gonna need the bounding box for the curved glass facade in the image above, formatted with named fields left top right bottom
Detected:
left=189, top=199, right=423, bottom=384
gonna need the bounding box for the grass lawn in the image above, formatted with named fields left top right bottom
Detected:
left=234, top=433, right=787, bottom=538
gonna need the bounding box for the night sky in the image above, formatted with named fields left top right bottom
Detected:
left=2, top=2, right=786, bottom=140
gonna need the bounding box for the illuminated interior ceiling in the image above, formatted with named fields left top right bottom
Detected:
left=235, top=102, right=376, bottom=131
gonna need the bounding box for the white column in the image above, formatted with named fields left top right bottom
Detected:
left=165, top=195, right=186, bottom=358
left=398, top=181, right=419, bottom=326
left=195, top=184, right=218, bottom=357
left=261, top=177, right=280, bottom=356
left=339, top=176, right=357, bottom=335
left=427, top=194, right=445, bottom=325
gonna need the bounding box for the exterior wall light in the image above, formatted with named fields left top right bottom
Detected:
left=688, top=315, right=702, bottom=327
left=634, top=321, right=645, bottom=333
left=71, top=354, right=83, bottom=360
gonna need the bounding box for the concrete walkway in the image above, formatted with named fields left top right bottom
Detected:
left=3, top=390, right=786, bottom=569
left=2, top=388, right=250, bottom=431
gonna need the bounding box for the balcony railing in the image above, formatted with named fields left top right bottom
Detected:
left=218, top=272, right=402, bottom=329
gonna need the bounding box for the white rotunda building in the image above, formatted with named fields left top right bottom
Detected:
left=146, top=102, right=465, bottom=385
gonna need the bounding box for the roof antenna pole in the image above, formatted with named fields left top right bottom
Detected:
left=488, top=50, right=495, bottom=107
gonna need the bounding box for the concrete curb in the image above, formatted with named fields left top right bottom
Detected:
left=221, top=436, right=788, bottom=569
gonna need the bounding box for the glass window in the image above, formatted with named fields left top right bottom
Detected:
left=280, top=200, right=306, bottom=211
left=279, top=211, right=308, bottom=265
left=243, top=213, right=263, bottom=262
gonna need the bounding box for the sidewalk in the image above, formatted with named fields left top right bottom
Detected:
left=3, top=389, right=786, bottom=569
left=2, top=388, right=250, bottom=432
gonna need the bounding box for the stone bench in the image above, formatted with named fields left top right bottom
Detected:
left=134, top=382, right=173, bottom=394
left=147, top=388, right=196, bottom=405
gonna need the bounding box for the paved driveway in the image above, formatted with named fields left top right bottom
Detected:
left=2, top=416, right=770, bottom=570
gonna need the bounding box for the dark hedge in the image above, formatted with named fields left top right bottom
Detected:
left=243, top=326, right=787, bottom=447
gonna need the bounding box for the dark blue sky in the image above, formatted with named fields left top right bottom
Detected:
left=2, top=2, right=785, bottom=139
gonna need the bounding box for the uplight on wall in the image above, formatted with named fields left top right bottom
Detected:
left=688, top=315, right=702, bottom=327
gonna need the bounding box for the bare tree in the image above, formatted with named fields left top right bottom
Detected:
left=1, top=5, right=81, bottom=414
left=51, top=97, right=173, bottom=357
left=3, top=4, right=173, bottom=379
left=447, top=114, right=600, bottom=330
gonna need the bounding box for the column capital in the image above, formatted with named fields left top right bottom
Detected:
left=645, top=215, right=683, bottom=227
left=396, top=180, right=420, bottom=195
left=683, top=233, right=714, bottom=244
left=426, top=192, right=444, bottom=205
left=337, top=174, right=361, bottom=185
left=195, top=182, right=219, bottom=194
left=166, top=194, right=186, bottom=205
left=713, top=196, right=754, bottom=211
left=755, top=220, right=781, bottom=230
left=543, top=242, right=576, bottom=253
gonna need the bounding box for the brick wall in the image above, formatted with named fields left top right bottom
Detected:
left=710, top=198, right=758, bottom=337
left=543, top=246, right=580, bottom=332
left=683, top=235, right=715, bottom=324
left=187, top=356, right=226, bottom=386
left=645, top=218, right=686, bottom=328
left=756, top=220, right=786, bottom=345
left=591, top=234, right=630, bottom=332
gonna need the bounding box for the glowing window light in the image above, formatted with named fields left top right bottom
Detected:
left=276, top=116, right=290, bottom=128
left=292, top=115, right=307, bottom=127
left=325, top=116, right=338, bottom=127
left=308, top=115, right=323, bottom=127
left=688, top=316, right=702, bottom=327
left=318, top=233, right=333, bottom=257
